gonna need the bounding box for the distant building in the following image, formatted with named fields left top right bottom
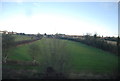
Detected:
left=8, top=31, right=17, bottom=34
left=0, top=30, right=8, bottom=34
left=8, top=32, right=13, bottom=34
left=0, top=30, right=17, bottom=34
left=13, top=32, right=17, bottom=34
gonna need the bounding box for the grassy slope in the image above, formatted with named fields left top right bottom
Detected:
left=8, top=45, right=32, bottom=61
left=8, top=38, right=118, bottom=74
left=66, top=40, right=118, bottom=73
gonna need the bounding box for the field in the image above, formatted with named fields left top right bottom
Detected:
left=4, top=38, right=118, bottom=79
left=12, top=35, right=32, bottom=41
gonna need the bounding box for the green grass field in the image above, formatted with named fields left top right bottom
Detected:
left=7, top=38, right=118, bottom=75
left=12, top=35, right=32, bottom=41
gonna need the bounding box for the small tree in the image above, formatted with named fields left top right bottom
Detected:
left=44, top=33, right=47, bottom=36
left=37, top=33, right=43, bottom=39
left=29, top=44, right=40, bottom=64
left=2, top=34, right=15, bottom=63
left=94, top=33, right=97, bottom=39
left=40, top=39, right=71, bottom=78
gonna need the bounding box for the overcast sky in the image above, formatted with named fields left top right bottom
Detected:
left=0, top=2, right=118, bottom=37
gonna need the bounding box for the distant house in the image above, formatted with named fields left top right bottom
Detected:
left=8, top=32, right=12, bottom=34
left=8, top=31, right=17, bottom=34
left=13, top=32, right=17, bottom=34
left=0, top=30, right=17, bottom=34
left=0, top=30, right=8, bottom=34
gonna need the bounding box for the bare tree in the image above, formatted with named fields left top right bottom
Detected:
left=40, top=38, right=71, bottom=78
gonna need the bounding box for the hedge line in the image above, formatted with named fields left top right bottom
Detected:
left=15, top=39, right=40, bottom=46
left=57, top=37, right=118, bottom=56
